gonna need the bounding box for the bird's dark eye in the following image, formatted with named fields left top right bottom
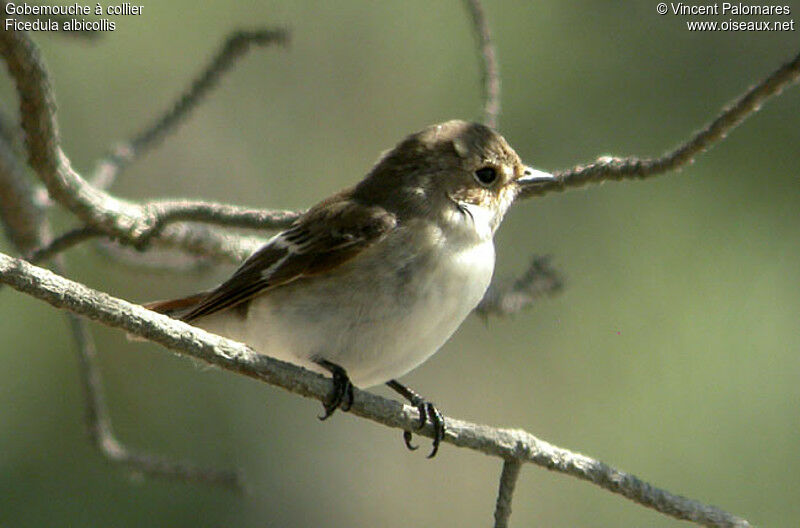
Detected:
left=474, top=166, right=498, bottom=186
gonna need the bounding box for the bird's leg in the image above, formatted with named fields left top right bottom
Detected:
left=386, top=379, right=445, bottom=458
left=314, top=359, right=354, bottom=420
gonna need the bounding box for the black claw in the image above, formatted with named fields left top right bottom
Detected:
left=315, top=359, right=354, bottom=420
left=386, top=380, right=446, bottom=458
left=402, top=430, right=418, bottom=451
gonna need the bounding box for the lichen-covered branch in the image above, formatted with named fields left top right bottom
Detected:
left=0, top=253, right=752, bottom=528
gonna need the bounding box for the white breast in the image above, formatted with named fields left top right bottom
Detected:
left=351, top=237, right=495, bottom=386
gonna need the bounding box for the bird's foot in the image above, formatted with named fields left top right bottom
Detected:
left=315, top=359, right=354, bottom=420
left=386, top=380, right=445, bottom=458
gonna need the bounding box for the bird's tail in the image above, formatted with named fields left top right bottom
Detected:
left=143, top=292, right=208, bottom=319
left=129, top=292, right=208, bottom=342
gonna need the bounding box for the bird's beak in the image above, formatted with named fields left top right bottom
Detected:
left=516, top=166, right=555, bottom=186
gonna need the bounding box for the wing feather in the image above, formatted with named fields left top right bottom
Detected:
left=179, top=193, right=396, bottom=322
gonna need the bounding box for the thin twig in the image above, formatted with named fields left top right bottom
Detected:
left=21, top=221, right=265, bottom=267
left=0, top=25, right=143, bottom=234
left=93, top=240, right=216, bottom=273
left=63, top=299, right=243, bottom=490
left=518, top=49, right=800, bottom=200
left=145, top=200, right=299, bottom=229
left=462, top=0, right=500, bottom=128
left=0, top=123, right=245, bottom=489
left=2, top=248, right=244, bottom=487
left=0, top=26, right=291, bottom=254
left=494, top=459, right=523, bottom=528
left=24, top=225, right=103, bottom=264
left=475, top=255, right=563, bottom=318
left=135, top=200, right=299, bottom=248
left=131, top=29, right=289, bottom=156
left=92, top=28, right=289, bottom=184
left=0, top=253, right=753, bottom=528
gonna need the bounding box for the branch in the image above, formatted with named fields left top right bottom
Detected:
left=0, top=119, right=246, bottom=488
left=24, top=226, right=101, bottom=264
left=134, top=200, right=299, bottom=248
left=92, top=29, right=289, bottom=186
left=493, top=459, right=522, bottom=528
left=93, top=240, right=216, bottom=273
left=65, top=305, right=243, bottom=490
left=20, top=200, right=285, bottom=268
left=0, top=252, right=752, bottom=528
left=0, top=91, right=244, bottom=488
left=0, top=26, right=288, bottom=259
left=462, top=0, right=500, bottom=128
left=518, top=49, right=800, bottom=200
left=0, top=175, right=242, bottom=488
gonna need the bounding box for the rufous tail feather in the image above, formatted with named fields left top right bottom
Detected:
left=128, top=292, right=208, bottom=342
left=143, top=292, right=208, bottom=318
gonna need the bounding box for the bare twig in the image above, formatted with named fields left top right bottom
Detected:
left=494, top=459, right=523, bottom=528
left=0, top=26, right=144, bottom=234
left=0, top=253, right=753, bottom=528
left=518, top=49, right=800, bottom=200
left=131, top=29, right=288, bottom=156
left=2, top=249, right=243, bottom=488
left=144, top=200, right=299, bottom=230
left=0, top=118, right=244, bottom=489
left=462, top=0, right=500, bottom=128
left=24, top=225, right=102, bottom=264
left=92, top=28, right=289, bottom=184
left=64, top=303, right=243, bottom=490
left=93, top=240, right=216, bottom=273
left=23, top=220, right=265, bottom=266
left=0, top=27, right=289, bottom=256
left=475, top=255, right=563, bottom=318
left=134, top=200, right=299, bottom=248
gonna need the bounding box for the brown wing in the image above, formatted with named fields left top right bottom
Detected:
left=178, top=192, right=397, bottom=322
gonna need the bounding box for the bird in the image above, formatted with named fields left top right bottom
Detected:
left=144, top=120, right=554, bottom=457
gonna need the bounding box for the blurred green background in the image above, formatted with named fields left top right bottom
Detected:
left=1, top=1, right=799, bottom=526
